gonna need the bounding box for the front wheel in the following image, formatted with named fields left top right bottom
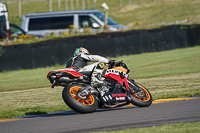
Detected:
left=62, top=84, right=98, bottom=113
left=128, top=80, right=152, bottom=107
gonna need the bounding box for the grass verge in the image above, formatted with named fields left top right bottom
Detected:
left=90, top=122, right=200, bottom=133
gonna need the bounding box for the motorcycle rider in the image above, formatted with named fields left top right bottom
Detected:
left=66, top=47, right=131, bottom=100
left=66, top=47, right=113, bottom=87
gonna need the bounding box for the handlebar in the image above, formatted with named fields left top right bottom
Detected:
left=108, top=60, right=123, bottom=68
left=116, top=60, right=123, bottom=65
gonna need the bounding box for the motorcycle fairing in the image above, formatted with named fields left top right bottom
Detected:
left=47, top=68, right=83, bottom=78
left=58, top=69, right=83, bottom=77
left=111, top=66, right=129, bottom=73
left=101, top=91, right=129, bottom=103
left=105, top=66, right=129, bottom=91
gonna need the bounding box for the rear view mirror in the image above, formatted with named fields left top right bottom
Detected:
left=92, top=23, right=100, bottom=28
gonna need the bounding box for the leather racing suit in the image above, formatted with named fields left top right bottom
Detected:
left=66, top=53, right=110, bottom=87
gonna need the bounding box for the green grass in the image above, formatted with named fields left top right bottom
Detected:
left=91, top=122, right=200, bottom=133
left=1, top=105, right=69, bottom=118
left=118, top=46, right=200, bottom=78
left=0, top=66, right=60, bottom=92
left=0, top=46, right=200, bottom=118
left=5, top=0, right=200, bottom=28
left=1, top=46, right=200, bottom=92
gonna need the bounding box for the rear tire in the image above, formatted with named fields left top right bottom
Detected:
left=62, top=84, right=98, bottom=113
left=128, top=80, right=152, bottom=107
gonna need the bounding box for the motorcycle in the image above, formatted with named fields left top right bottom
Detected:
left=46, top=60, right=152, bottom=113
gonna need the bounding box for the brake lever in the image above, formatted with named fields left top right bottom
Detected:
left=115, top=60, right=123, bottom=66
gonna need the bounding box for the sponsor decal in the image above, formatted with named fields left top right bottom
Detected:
left=105, top=69, right=128, bottom=78
left=103, top=97, right=107, bottom=101
left=99, top=62, right=105, bottom=68
left=116, top=97, right=125, bottom=100
left=102, top=95, right=112, bottom=101
left=112, top=93, right=127, bottom=97
left=102, top=94, right=127, bottom=101
left=105, top=96, right=109, bottom=100
left=109, top=95, right=112, bottom=99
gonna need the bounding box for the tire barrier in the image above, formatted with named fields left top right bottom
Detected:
left=0, top=24, right=200, bottom=72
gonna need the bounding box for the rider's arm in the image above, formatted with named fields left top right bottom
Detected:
left=80, top=53, right=110, bottom=63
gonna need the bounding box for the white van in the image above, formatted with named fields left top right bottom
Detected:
left=20, top=10, right=128, bottom=37
left=0, top=2, right=10, bottom=40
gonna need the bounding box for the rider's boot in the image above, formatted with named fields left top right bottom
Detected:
left=90, top=63, right=106, bottom=88
left=91, top=69, right=105, bottom=87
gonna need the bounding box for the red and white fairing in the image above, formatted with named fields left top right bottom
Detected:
left=105, top=66, right=129, bottom=91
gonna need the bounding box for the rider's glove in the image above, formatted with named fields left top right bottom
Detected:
left=109, top=59, right=116, bottom=66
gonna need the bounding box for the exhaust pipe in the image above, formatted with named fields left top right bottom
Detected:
left=79, top=85, right=99, bottom=96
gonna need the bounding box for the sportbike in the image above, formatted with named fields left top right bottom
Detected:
left=47, top=60, right=152, bottom=113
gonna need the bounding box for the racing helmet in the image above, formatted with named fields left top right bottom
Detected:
left=74, top=47, right=89, bottom=56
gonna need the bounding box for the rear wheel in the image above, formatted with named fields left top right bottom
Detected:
left=62, top=84, right=98, bottom=113
left=128, top=80, right=152, bottom=107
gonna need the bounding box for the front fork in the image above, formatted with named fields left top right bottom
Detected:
left=128, top=79, right=141, bottom=94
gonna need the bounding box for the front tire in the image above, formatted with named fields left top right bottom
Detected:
left=62, top=84, right=98, bottom=113
left=128, top=80, right=152, bottom=107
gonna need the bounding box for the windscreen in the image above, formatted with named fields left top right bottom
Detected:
left=93, top=12, right=117, bottom=25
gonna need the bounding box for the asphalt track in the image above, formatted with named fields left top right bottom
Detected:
left=0, top=97, right=200, bottom=133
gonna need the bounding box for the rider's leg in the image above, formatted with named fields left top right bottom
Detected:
left=78, top=62, right=105, bottom=87
left=90, top=62, right=106, bottom=87
left=78, top=62, right=99, bottom=74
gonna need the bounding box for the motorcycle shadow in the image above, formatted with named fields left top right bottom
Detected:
left=16, top=105, right=136, bottom=119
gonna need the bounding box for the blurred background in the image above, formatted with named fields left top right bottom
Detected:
left=4, top=0, right=200, bottom=29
